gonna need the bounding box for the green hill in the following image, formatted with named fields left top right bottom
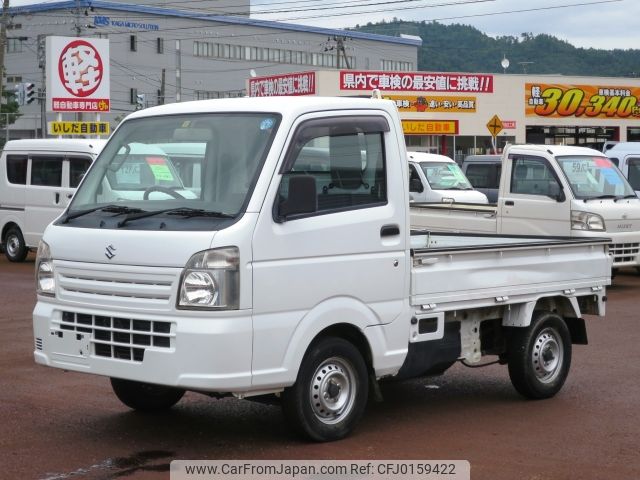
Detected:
left=351, top=20, right=640, bottom=77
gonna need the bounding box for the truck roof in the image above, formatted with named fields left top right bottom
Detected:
left=2, top=138, right=106, bottom=154
left=507, top=144, right=604, bottom=157
left=125, top=96, right=398, bottom=120
left=407, top=152, right=455, bottom=163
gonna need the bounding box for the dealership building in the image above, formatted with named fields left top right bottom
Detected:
left=249, top=69, right=640, bottom=160
left=5, top=0, right=420, bottom=137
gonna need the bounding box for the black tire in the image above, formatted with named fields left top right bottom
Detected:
left=507, top=311, right=572, bottom=399
left=4, top=226, right=28, bottom=262
left=110, top=378, right=185, bottom=411
left=282, top=337, right=368, bottom=442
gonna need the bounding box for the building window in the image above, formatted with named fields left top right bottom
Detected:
left=157, top=37, right=164, bottom=54
left=130, top=35, right=137, bottom=52
left=6, top=75, right=22, bottom=83
left=7, top=23, right=22, bottom=30
left=94, top=33, right=108, bottom=39
left=7, top=38, right=24, bottom=53
left=381, top=59, right=413, bottom=71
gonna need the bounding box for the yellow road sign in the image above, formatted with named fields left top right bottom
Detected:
left=48, top=121, right=110, bottom=136
left=486, top=114, right=503, bottom=137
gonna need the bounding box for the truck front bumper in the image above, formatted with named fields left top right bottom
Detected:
left=33, top=300, right=254, bottom=392
left=572, top=230, right=640, bottom=267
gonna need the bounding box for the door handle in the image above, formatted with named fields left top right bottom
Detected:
left=504, top=200, right=514, bottom=206
left=381, top=224, right=400, bottom=237
left=55, top=192, right=60, bottom=204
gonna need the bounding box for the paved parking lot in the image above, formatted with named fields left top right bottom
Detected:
left=1, top=254, right=639, bottom=480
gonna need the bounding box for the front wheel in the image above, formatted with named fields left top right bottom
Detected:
left=110, top=378, right=185, bottom=411
left=507, top=312, right=572, bottom=399
left=4, top=227, right=28, bottom=262
left=282, top=337, right=368, bottom=442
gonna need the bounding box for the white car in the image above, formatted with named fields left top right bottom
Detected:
left=408, top=151, right=489, bottom=204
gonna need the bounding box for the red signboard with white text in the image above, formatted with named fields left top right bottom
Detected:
left=249, top=71, right=316, bottom=97
left=340, top=71, right=493, bottom=93
left=46, top=36, right=110, bottom=112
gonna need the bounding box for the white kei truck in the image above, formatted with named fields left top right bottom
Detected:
left=411, top=144, right=640, bottom=270
left=33, top=97, right=611, bottom=442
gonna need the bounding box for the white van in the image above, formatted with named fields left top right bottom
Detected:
left=408, top=151, right=489, bottom=204
left=0, top=139, right=105, bottom=262
left=605, top=142, right=640, bottom=196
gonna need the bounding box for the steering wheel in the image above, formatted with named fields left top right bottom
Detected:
left=143, top=185, right=186, bottom=200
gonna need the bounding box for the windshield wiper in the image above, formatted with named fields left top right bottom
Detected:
left=614, top=194, right=638, bottom=202
left=583, top=195, right=617, bottom=202
left=117, top=207, right=233, bottom=227
left=61, top=205, right=145, bottom=224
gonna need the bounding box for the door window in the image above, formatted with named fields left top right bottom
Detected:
left=30, top=156, right=63, bottom=187
left=409, top=164, right=423, bottom=192
left=69, top=157, right=92, bottom=188
left=626, top=158, right=640, bottom=190
left=277, top=116, right=388, bottom=219
left=6, top=155, right=28, bottom=184
left=510, top=156, right=560, bottom=197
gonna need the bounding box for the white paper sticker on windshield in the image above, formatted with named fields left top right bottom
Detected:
left=115, top=163, right=141, bottom=184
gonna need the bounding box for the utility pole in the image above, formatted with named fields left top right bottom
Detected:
left=37, top=34, right=46, bottom=137
left=0, top=0, right=10, bottom=105
left=159, top=68, right=165, bottom=105
left=74, top=0, right=82, bottom=123
left=175, top=40, right=181, bottom=102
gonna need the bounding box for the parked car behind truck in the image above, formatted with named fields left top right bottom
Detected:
left=413, top=144, right=640, bottom=269
left=33, top=97, right=611, bottom=441
left=0, top=139, right=106, bottom=262
left=408, top=151, right=488, bottom=204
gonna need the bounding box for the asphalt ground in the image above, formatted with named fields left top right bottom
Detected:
left=1, top=254, right=639, bottom=480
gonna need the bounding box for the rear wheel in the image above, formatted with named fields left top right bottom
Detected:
left=282, top=337, right=368, bottom=442
left=4, top=227, right=28, bottom=262
left=507, top=312, right=572, bottom=399
left=110, top=378, right=185, bottom=411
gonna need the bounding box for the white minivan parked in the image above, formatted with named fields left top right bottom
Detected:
left=0, top=139, right=105, bottom=261
left=408, top=151, right=488, bottom=203
left=605, top=142, right=640, bottom=196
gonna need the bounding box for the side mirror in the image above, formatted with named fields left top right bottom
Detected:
left=410, top=178, right=424, bottom=193
left=277, top=174, right=317, bottom=221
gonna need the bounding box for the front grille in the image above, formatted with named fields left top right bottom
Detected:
left=58, top=311, right=173, bottom=362
left=610, top=243, right=640, bottom=264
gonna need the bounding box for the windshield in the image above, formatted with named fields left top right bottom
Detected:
left=556, top=155, right=635, bottom=199
left=68, top=113, right=280, bottom=227
left=419, top=162, right=473, bottom=190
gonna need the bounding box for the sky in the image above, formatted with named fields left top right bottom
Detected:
left=8, top=0, right=639, bottom=50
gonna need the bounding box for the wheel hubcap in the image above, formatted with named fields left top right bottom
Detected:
left=310, top=357, right=356, bottom=424
left=532, top=328, right=563, bottom=383
left=6, top=234, right=20, bottom=257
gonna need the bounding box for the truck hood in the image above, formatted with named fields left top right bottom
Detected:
left=43, top=224, right=216, bottom=268
left=572, top=198, right=640, bottom=233
left=429, top=189, right=489, bottom=204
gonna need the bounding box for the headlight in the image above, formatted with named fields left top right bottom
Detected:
left=177, top=247, right=239, bottom=309
left=35, top=241, right=55, bottom=296
left=571, top=211, right=606, bottom=231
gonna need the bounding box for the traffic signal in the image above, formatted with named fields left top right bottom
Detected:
left=14, top=83, right=25, bottom=106
left=136, top=93, right=145, bottom=110
left=24, top=83, right=36, bottom=104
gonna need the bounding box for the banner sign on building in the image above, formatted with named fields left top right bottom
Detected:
left=46, top=36, right=110, bottom=113
left=402, top=120, right=459, bottom=135
left=526, top=83, right=640, bottom=119
left=386, top=95, right=477, bottom=113
left=48, top=121, right=110, bottom=136
left=249, top=71, right=316, bottom=97
left=341, top=71, right=493, bottom=93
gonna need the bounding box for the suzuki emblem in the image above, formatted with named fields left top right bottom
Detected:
left=105, top=244, right=116, bottom=259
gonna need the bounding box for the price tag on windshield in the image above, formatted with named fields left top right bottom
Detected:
left=146, top=156, right=175, bottom=181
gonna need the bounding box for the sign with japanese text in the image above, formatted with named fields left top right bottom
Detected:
left=386, top=95, right=477, bottom=113
left=249, top=71, right=315, bottom=97
left=402, top=120, right=459, bottom=135
left=526, top=83, right=640, bottom=119
left=341, top=71, right=493, bottom=93
left=48, top=121, right=110, bottom=136
left=46, top=36, right=110, bottom=113
left=502, top=120, right=516, bottom=129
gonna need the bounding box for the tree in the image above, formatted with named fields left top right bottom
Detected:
left=0, top=89, right=22, bottom=148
